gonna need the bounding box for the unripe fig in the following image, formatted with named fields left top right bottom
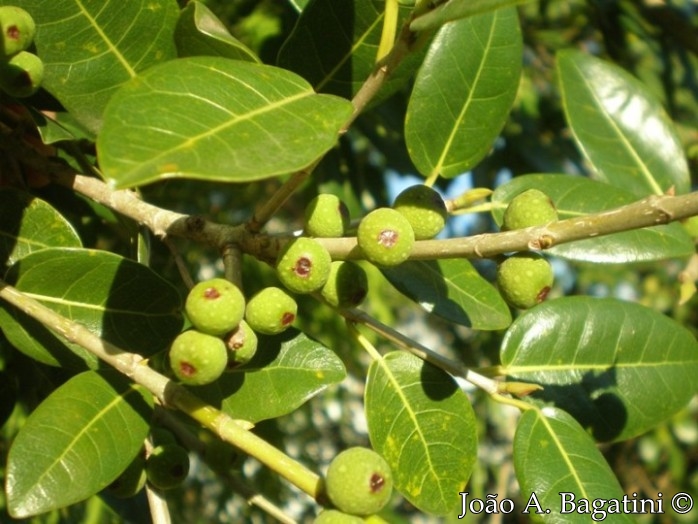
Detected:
left=105, top=450, right=146, bottom=499
left=169, top=330, right=228, bottom=386
left=0, top=50, right=43, bottom=98
left=357, top=208, right=415, bottom=267
left=320, top=261, right=368, bottom=308
left=0, top=6, right=36, bottom=57
left=225, top=319, right=258, bottom=368
left=276, top=237, right=332, bottom=294
left=150, top=427, right=178, bottom=447
left=245, top=286, right=297, bottom=335
left=325, top=447, right=393, bottom=516
left=185, top=278, right=245, bottom=336
left=314, top=509, right=365, bottom=523
left=145, top=444, right=190, bottom=491
left=496, top=253, right=553, bottom=309
left=305, top=194, right=350, bottom=238
left=393, top=185, right=448, bottom=240
left=502, top=189, right=557, bottom=230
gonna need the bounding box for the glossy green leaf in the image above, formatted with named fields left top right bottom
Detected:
left=0, top=248, right=182, bottom=368
left=514, top=407, right=635, bottom=524
left=6, top=371, right=153, bottom=518
left=491, top=174, right=694, bottom=263
left=175, top=1, right=259, bottom=62
left=16, top=0, right=179, bottom=133
left=557, top=50, right=690, bottom=196
left=288, top=0, right=309, bottom=12
left=366, top=351, right=477, bottom=515
left=501, top=296, right=698, bottom=442
left=197, top=329, right=345, bottom=423
left=405, top=8, right=522, bottom=178
left=277, top=0, right=424, bottom=101
left=410, top=0, right=533, bottom=31
left=98, top=57, right=353, bottom=189
left=0, top=189, right=82, bottom=268
left=382, top=259, right=511, bottom=329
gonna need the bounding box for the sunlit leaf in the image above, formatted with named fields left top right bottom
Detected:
left=98, top=57, right=353, bottom=188
left=501, top=296, right=698, bottom=441
left=197, top=329, right=345, bottom=423
left=16, top=0, right=179, bottom=133
left=0, top=248, right=182, bottom=368
left=382, top=259, right=511, bottom=329
left=491, top=174, right=694, bottom=263
left=405, top=8, right=522, bottom=178
left=557, top=50, right=690, bottom=196
left=366, top=351, right=477, bottom=515
left=6, top=371, right=152, bottom=518
left=514, top=407, right=635, bottom=524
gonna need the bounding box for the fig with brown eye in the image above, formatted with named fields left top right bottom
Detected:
left=245, top=286, right=298, bottom=335
left=185, top=278, right=245, bottom=336
left=168, top=330, right=227, bottom=386
left=276, top=237, right=332, bottom=294
left=324, top=446, right=393, bottom=516
left=357, top=208, right=415, bottom=267
left=496, top=252, right=554, bottom=310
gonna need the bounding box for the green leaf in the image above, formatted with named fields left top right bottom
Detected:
left=0, top=248, right=183, bottom=368
left=491, top=174, right=694, bottom=263
left=277, top=0, right=423, bottom=102
left=0, top=189, right=82, bottom=268
left=410, top=0, right=533, bottom=32
left=514, top=407, right=635, bottom=524
left=557, top=50, right=690, bottom=196
left=382, top=259, right=511, bottom=329
left=98, top=57, right=353, bottom=188
left=405, top=8, right=522, bottom=178
left=501, top=297, right=698, bottom=442
left=6, top=370, right=153, bottom=518
left=175, top=1, right=259, bottom=62
left=19, top=0, right=179, bottom=133
left=197, top=329, right=345, bottom=423
left=366, top=351, right=477, bottom=516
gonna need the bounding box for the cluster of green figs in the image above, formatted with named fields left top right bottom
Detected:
left=0, top=6, right=43, bottom=97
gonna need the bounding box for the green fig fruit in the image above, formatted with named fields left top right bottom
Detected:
left=320, top=261, right=368, bottom=308
left=245, top=286, right=297, bottom=335
left=276, top=237, right=332, bottom=294
left=185, top=278, right=245, bottom=336
left=225, top=319, right=258, bottom=368
left=357, top=208, right=415, bottom=267
left=393, top=184, right=448, bottom=240
left=496, top=253, right=553, bottom=309
left=325, top=447, right=393, bottom=516
left=145, top=444, right=190, bottom=491
left=169, top=330, right=228, bottom=386
left=502, top=189, right=557, bottom=230
left=0, top=50, right=43, bottom=97
left=0, top=6, right=36, bottom=57
left=305, top=194, right=350, bottom=238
